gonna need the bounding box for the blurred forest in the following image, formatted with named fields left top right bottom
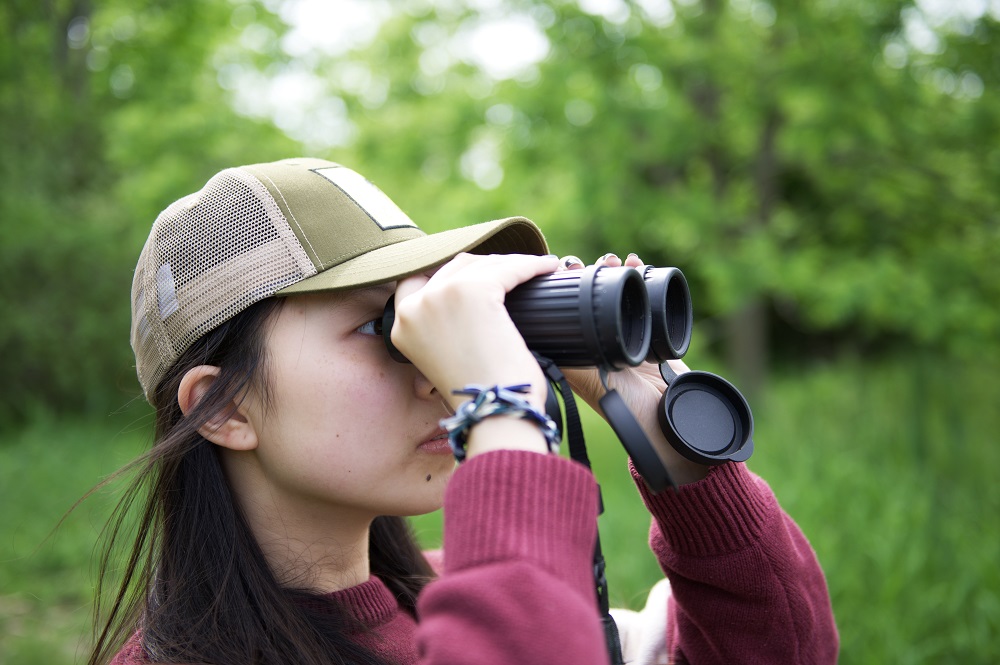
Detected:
left=1, top=0, right=998, bottom=421
left=1, top=0, right=999, bottom=663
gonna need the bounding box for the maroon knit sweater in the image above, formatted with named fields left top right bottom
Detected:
left=111, top=450, right=838, bottom=664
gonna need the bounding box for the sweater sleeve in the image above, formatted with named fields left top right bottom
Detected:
left=633, top=461, right=839, bottom=665
left=416, top=449, right=610, bottom=665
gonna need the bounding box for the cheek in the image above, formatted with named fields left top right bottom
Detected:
left=263, top=353, right=405, bottom=469
left=290, top=354, right=397, bottom=430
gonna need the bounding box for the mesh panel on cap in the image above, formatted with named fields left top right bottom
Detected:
left=131, top=167, right=315, bottom=399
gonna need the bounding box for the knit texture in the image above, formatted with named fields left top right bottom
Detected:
left=632, top=460, right=839, bottom=664
left=328, top=577, right=420, bottom=664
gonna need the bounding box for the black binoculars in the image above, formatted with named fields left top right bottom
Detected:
left=381, top=265, right=693, bottom=369
left=381, top=262, right=754, bottom=482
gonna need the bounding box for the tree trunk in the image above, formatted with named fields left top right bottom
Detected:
left=725, top=298, right=768, bottom=404
left=726, top=107, right=782, bottom=402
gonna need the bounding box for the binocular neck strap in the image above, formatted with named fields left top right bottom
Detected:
left=534, top=355, right=624, bottom=665
left=596, top=368, right=678, bottom=495
left=536, top=355, right=593, bottom=475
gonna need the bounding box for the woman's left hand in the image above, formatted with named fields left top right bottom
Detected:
left=559, top=253, right=710, bottom=486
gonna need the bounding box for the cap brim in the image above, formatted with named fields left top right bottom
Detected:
left=276, top=216, right=547, bottom=294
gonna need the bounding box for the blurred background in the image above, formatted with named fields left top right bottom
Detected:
left=1, top=0, right=998, bottom=662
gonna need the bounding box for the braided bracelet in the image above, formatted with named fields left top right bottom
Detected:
left=441, top=384, right=561, bottom=462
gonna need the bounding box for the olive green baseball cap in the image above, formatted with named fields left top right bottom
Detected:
left=131, top=157, right=547, bottom=400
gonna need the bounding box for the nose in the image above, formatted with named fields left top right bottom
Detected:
left=414, top=369, right=439, bottom=401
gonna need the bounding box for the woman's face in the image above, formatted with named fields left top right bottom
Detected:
left=234, top=285, right=455, bottom=523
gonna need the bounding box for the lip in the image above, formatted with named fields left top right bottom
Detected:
left=417, top=430, right=452, bottom=455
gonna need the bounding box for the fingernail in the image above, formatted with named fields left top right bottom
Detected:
left=562, top=255, right=584, bottom=268
left=627, top=253, right=638, bottom=261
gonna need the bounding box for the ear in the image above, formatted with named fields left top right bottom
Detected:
left=178, top=365, right=259, bottom=452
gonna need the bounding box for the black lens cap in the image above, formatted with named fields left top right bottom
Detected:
left=657, top=365, right=754, bottom=465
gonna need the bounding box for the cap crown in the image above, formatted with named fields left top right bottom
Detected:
left=130, top=158, right=546, bottom=400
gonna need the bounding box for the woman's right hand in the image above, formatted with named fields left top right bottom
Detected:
left=391, top=252, right=561, bottom=458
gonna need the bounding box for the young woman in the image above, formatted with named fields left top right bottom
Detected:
left=91, top=157, right=838, bottom=665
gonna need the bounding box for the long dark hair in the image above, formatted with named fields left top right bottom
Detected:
left=89, top=297, right=435, bottom=665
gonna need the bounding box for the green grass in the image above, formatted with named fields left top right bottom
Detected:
left=0, top=406, right=154, bottom=664
left=751, top=357, right=1000, bottom=664
left=2, top=357, right=998, bottom=663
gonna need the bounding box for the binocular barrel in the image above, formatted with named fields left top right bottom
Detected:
left=382, top=264, right=692, bottom=369
left=503, top=266, right=650, bottom=369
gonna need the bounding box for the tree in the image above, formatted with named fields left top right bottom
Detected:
left=0, top=0, right=299, bottom=425
left=291, top=0, right=999, bottom=395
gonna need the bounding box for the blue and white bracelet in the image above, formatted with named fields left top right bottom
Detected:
left=441, top=384, right=561, bottom=462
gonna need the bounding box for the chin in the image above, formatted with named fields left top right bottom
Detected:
left=399, top=487, right=447, bottom=517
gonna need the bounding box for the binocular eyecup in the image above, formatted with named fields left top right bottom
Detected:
left=381, top=264, right=693, bottom=369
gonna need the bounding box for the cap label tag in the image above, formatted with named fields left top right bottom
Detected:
left=156, top=263, right=180, bottom=320
left=312, top=166, right=418, bottom=231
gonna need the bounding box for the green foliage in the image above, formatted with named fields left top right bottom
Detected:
left=318, top=1, right=1000, bottom=371
left=3, top=0, right=999, bottom=420
left=0, top=0, right=299, bottom=425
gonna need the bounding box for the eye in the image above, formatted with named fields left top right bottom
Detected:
left=356, top=317, right=384, bottom=337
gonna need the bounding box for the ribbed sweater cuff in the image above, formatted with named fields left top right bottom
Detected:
left=443, top=450, right=599, bottom=590
left=631, top=460, right=774, bottom=558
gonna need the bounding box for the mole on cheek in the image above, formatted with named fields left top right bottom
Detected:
left=425, top=474, right=432, bottom=482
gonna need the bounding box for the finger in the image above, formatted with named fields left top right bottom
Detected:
left=427, top=253, right=559, bottom=295
left=421, top=251, right=478, bottom=281
left=596, top=252, right=622, bottom=267
left=623, top=252, right=644, bottom=268
left=558, top=255, right=584, bottom=271
left=484, top=253, right=561, bottom=293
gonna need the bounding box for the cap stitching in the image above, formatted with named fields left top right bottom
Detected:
left=324, top=235, right=420, bottom=266
left=279, top=228, right=488, bottom=291
left=256, top=171, right=325, bottom=270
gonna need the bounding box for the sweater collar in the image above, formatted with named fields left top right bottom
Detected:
left=325, top=575, right=401, bottom=627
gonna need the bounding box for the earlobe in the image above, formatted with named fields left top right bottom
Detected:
left=178, top=365, right=259, bottom=452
